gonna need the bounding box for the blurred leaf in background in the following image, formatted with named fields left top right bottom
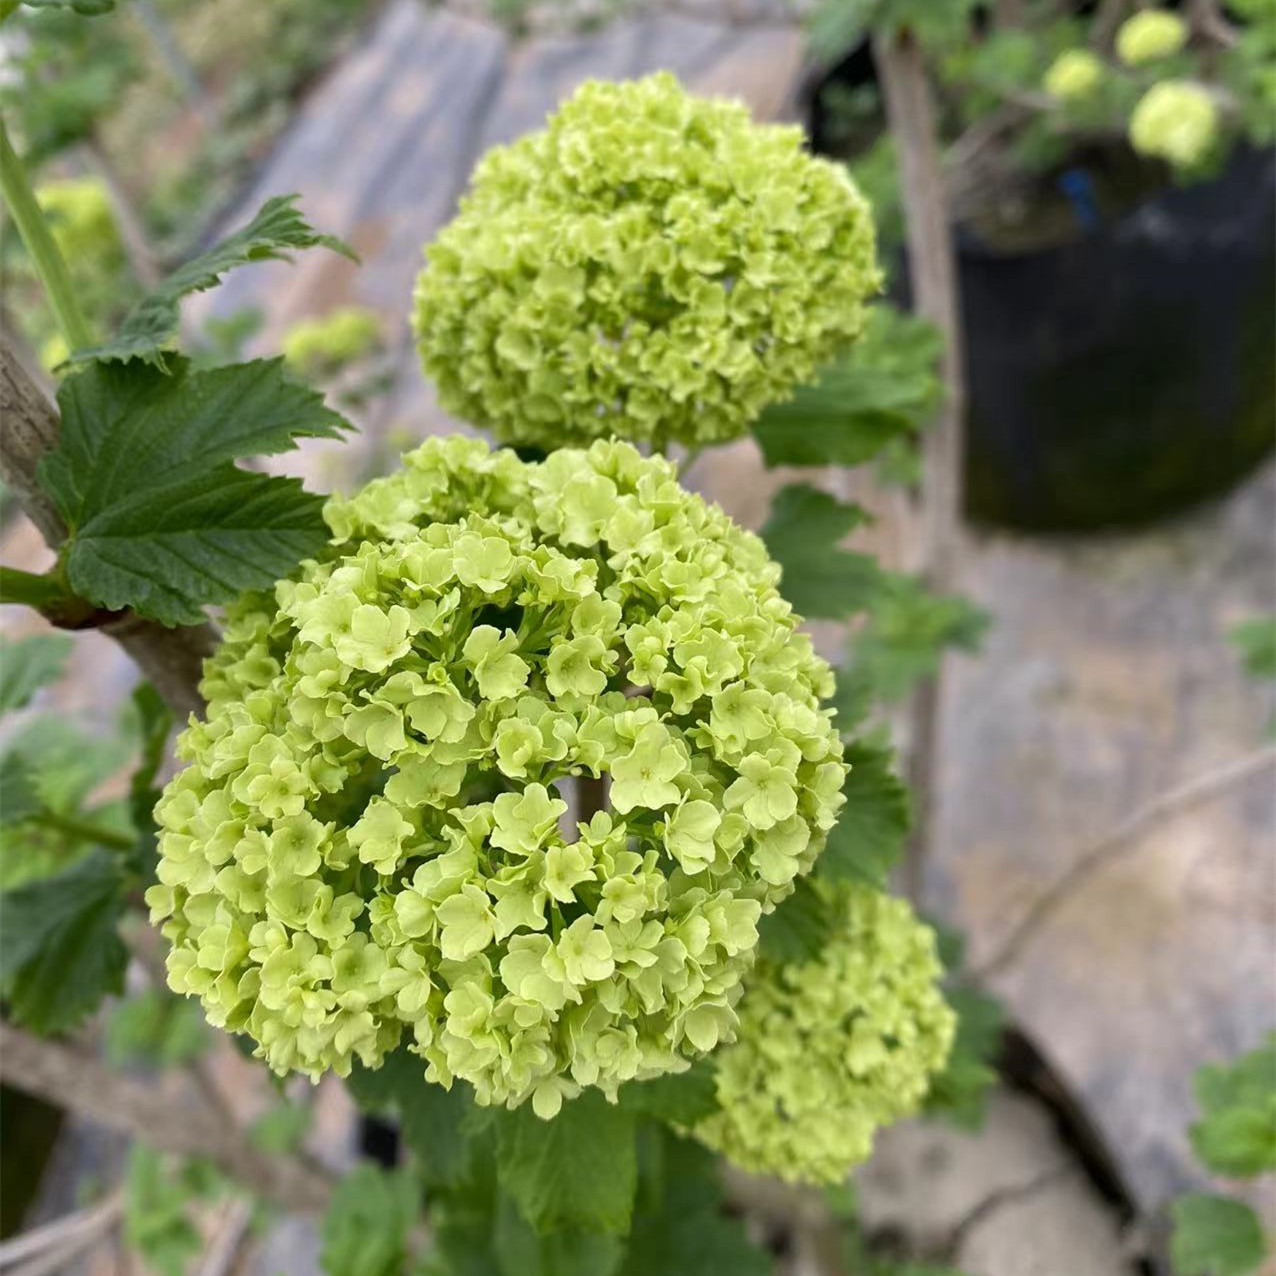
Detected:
left=1170, top=1194, right=1267, bottom=1276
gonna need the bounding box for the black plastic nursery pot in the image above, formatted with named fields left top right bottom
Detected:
left=955, top=144, right=1276, bottom=532
left=810, top=70, right=1276, bottom=533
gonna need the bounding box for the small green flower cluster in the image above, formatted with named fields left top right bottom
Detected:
left=1116, top=10, right=1188, bottom=67
left=694, top=883, right=954, bottom=1184
left=147, top=437, right=847, bottom=1117
left=1129, top=80, right=1219, bottom=167
left=413, top=72, right=879, bottom=450
left=1043, top=48, right=1105, bottom=102
left=282, top=306, right=383, bottom=378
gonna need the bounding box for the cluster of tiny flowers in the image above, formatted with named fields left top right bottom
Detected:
left=693, top=883, right=954, bottom=1184
left=1043, top=49, right=1104, bottom=101
left=147, top=437, right=847, bottom=1117
left=1129, top=80, right=1219, bottom=167
left=412, top=72, right=879, bottom=450
left=1116, top=9, right=1188, bottom=66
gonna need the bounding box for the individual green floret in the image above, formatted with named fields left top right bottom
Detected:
left=147, top=437, right=847, bottom=1118
left=693, top=883, right=954, bottom=1184
left=1129, top=80, right=1219, bottom=168
left=1043, top=49, right=1104, bottom=102
left=1116, top=9, right=1188, bottom=66
left=413, top=72, right=879, bottom=450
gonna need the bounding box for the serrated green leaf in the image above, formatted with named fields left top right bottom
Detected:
left=0, top=849, right=128, bottom=1032
left=69, top=195, right=355, bottom=369
left=494, top=1194, right=622, bottom=1276
left=347, top=1046, right=476, bottom=1186
left=1190, top=1033, right=1276, bottom=1178
left=40, top=358, right=348, bottom=625
left=761, top=483, right=882, bottom=620
left=493, top=1090, right=637, bottom=1235
left=0, top=752, right=41, bottom=826
left=757, top=874, right=836, bottom=965
left=818, top=738, right=912, bottom=887
left=1170, top=1195, right=1267, bottom=1276
left=922, top=984, right=1004, bottom=1130
left=753, top=304, right=941, bottom=469
left=0, top=632, right=72, bottom=714
left=619, top=1131, right=772, bottom=1276
left=320, top=1164, right=419, bottom=1276
left=845, top=572, right=989, bottom=704
left=617, top=1058, right=721, bottom=1126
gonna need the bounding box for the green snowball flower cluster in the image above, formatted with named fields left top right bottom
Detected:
left=282, top=306, right=383, bottom=377
left=1129, top=80, right=1219, bottom=168
left=413, top=72, right=879, bottom=450
left=693, top=883, right=954, bottom=1184
left=37, top=177, right=122, bottom=267
left=147, top=436, right=847, bottom=1118
left=1116, top=9, right=1188, bottom=66
left=1043, top=49, right=1104, bottom=101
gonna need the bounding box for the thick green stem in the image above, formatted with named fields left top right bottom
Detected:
left=32, top=810, right=134, bottom=852
left=0, top=120, right=94, bottom=352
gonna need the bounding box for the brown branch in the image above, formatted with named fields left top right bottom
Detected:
left=873, top=29, right=967, bottom=901
left=0, top=333, right=215, bottom=721
left=1090, top=0, right=1128, bottom=49
left=972, top=746, right=1276, bottom=981
left=0, top=1021, right=332, bottom=1212
left=0, top=1192, right=123, bottom=1269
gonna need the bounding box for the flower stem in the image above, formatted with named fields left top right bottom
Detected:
left=0, top=119, right=94, bottom=352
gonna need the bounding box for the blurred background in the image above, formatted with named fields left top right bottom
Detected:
left=1, top=1, right=1273, bottom=1274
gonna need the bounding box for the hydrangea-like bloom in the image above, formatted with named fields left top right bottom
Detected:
left=1043, top=49, right=1104, bottom=101
left=147, top=437, right=847, bottom=1117
left=1116, top=10, right=1188, bottom=66
left=1129, top=80, right=1219, bottom=168
left=413, top=73, right=879, bottom=450
left=693, top=883, right=954, bottom=1184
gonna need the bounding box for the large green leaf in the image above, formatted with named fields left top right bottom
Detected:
left=40, top=357, right=348, bottom=625
left=617, top=1059, right=721, bottom=1126
left=0, top=632, right=72, bottom=714
left=320, top=1164, right=419, bottom=1276
left=69, top=195, right=355, bottom=369
left=761, top=483, right=881, bottom=620
left=1190, top=1033, right=1276, bottom=1178
left=753, top=304, right=941, bottom=469
left=922, top=984, right=1004, bottom=1130
left=817, top=737, right=912, bottom=888
left=347, top=1046, right=476, bottom=1187
left=1170, top=1195, right=1267, bottom=1276
left=0, top=849, right=128, bottom=1032
left=757, top=873, right=836, bottom=965
left=493, top=1090, right=638, bottom=1236
left=619, top=1131, right=772, bottom=1276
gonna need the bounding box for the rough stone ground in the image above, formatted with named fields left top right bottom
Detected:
left=5, top=2, right=1274, bottom=1272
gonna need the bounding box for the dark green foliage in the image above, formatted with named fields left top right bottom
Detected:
left=40, top=356, right=348, bottom=624
left=70, top=195, right=356, bottom=369
left=753, top=306, right=941, bottom=469
left=757, top=874, right=837, bottom=965
left=761, top=483, right=881, bottom=620
left=922, top=984, right=1004, bottom=1130
left=1229, top=616, right=1276, bottom=681
left=0, top=850, right=128, bottom=1032
left=617, top=1059, right=721, bottom=1127
left=817, top=737, right=912, bottom=888
left=347, top=1046, right=477, bottom=1187
left=491, top=1090, right=638, bottom=1236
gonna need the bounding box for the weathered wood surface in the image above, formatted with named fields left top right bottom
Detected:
left=931, top=462, right=1276, bottom=1216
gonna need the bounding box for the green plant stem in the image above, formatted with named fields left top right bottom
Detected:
left=0, top=119, right=94, bottom=352
left=31, top=810, right=134, bottom=852
left=0, top=565, right=68, bottom=610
